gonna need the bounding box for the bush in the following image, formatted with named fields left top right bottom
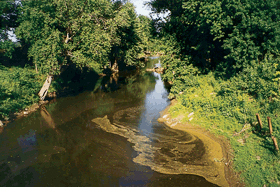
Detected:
left=0, top=66, right=44, bottom=120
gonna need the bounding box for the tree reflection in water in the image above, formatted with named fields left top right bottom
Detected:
left=0, top=58, right=219, bottom=187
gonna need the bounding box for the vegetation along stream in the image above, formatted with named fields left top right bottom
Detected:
left=0, top=58, right=227, bottom=186
left=1, top=0, right=280, bottom=186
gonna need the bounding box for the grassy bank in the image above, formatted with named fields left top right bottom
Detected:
left=166, top=72, right=280, bottom=186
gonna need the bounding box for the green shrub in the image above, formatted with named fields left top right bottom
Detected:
left=0, top=66, right=44, bottom=119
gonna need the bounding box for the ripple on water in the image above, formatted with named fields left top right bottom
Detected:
left=91, top=106, right=217, bottom=179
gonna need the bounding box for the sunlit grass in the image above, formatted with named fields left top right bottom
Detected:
left=168, top=73, right=280, bottom=186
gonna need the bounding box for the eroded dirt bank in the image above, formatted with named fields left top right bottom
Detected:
left=157, top=100, right=244, bottom=187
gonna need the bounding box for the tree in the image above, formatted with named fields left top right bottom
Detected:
left=109, top=2, right=143, bottom=70
left=149, top=0, right=280, bottom=77
left=16, top=0, right=115, bottom=75
left=0, top=0, right=18, bottom=59
left=137, top=15, right=152, bottom=52
left=16, top=0, right=147, bottom=74
left=148, top=0, right=183, bottom=16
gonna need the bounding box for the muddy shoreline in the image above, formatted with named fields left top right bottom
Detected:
left=157, top=99, right=244, bottom=187
left=0, top=57, right=158, bottom=127
left=0, top=95, right=57, bottom=128
left=0, top=67, right=243, bottom=186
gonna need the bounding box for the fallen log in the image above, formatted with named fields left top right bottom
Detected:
left=38, top=75, right=52, bottom=101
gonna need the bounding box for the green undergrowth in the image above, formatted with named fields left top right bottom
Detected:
left=0, top=64, right=104, bottom=120
left=0, top=66, right=45, bottom=120
left=168, top=73, right=280, bottom=186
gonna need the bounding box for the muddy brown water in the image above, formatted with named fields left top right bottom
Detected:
left=0, top=58, right=220, bottom=187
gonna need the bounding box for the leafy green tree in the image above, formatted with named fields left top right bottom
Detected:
left=108, top=2, right=144, bottom=69
left=0, top=0, right=18, bottom=59
left=16, top=0, right=115, bottom=75
left=218, top=0, right=280, bottom=75
left=149, top=0, right=183, bottom=16
left=136, top=15, right=163, bottom=55
left=16, top=0, right=147, bottom=74
left=137, top=15, right=151, bottom=52
left=150, top=0, right=280, bottom=76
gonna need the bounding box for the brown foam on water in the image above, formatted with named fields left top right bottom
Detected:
left=92, top=107, right=228, bottom=187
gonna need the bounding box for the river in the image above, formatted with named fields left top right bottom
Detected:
left=0, top=57, right=220, bottom=187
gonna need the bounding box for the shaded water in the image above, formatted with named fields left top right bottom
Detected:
left=0, top=58, right=219, bottom=187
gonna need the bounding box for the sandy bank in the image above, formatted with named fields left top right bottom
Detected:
left=157, top=100, right=243, bottom=187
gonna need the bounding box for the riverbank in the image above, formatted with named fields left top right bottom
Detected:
left=159, top=68, right=280, bottom=186
left=158, top=99, right=244, bottom=187
left=1, top=56, right=227, bottom=186
left=0, top=64, right=137, bottom=126
left=0, top=66, right=45, bottom=124
left=0, top=100, right=54, bottom=127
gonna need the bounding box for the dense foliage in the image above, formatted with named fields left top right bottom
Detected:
left=149, top=0, right=280, bottom=186
left=0, top=0, right=154, bottom=120
left=16, top=0, right=149, bottom=74
left=151, top=0, right=280, bottom=76
left=0, top=66, right=44, bottom=120
left=0, top=0, right=18, bottom=59
left=3, top=0, right=280, bottom=185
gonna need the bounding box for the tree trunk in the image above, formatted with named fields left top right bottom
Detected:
left=112, top=59, right=119, bottom=72
left=35, top=64, right=38, bottom=73
left=38, top=75, right=52, bottom=101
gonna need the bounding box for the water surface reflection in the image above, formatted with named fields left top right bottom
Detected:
left=0, top=58, right=218, bottom=187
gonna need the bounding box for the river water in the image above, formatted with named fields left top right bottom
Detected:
left=0, top=58, right=219, bottom=186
